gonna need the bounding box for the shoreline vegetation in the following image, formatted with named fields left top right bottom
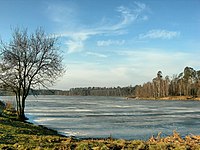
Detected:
left=127, top=95, right=200, bottom=101
left=1, top=116, right=200, bottom=150
left=1, top=100, right=200, bottom=149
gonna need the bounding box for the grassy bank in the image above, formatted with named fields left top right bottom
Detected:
left=1, top=116, right=200, bottom=150
left=1, top=101, right=200, bottom=149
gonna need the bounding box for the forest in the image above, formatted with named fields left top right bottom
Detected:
left=65, top=86, right=135, bottom=96
left=134, top=66, right=200, bottom=98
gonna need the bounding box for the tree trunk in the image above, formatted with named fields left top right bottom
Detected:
left=21, top=96, right=27, bottom=120
left=15, top=94, right=27, bottom=121
left=15, top=94, right=19, bottom=118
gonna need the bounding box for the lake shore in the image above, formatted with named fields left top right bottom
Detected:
left=1, top=99, right=200, bottom=149
left=0, top=103, right=200, bottom=149
left=127, top=96, right=200, bottom=101
left=1, top=115, right=200, bottom=149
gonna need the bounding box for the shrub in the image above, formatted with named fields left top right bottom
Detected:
left=2, top=101, right=17, bottom=117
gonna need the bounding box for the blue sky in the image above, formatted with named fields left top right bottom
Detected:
left=0, top=0, right=200, bottom=90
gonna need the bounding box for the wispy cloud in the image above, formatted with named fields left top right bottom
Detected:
left=139, top=29, right=180, bottom=40
left=97, top=39, right=125, bottom=47
left=86, top=52, right=108, bottom=58
left=113, top=6, right=137, bottom=30
left=112, top=2, right=147, bottom=30
left=63, top=32, right=90, bottom=53
left=48, top=2, right=148, bottom=53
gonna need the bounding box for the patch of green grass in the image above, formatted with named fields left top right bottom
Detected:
left=0, top=116, right=67, bottom=149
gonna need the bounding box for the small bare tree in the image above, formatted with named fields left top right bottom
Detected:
left=0, top=28, right=64, bottom=121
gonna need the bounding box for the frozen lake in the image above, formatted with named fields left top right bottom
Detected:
left=1, top=95, right=200, bottom=140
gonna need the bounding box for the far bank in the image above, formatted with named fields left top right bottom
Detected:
left=127, top=96, right=200, bottom=101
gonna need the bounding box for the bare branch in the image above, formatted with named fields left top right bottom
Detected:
left=0, top=27, right=64, bottom=120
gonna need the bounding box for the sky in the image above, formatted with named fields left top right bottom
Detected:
left=0, top=0, right=200, bottom=90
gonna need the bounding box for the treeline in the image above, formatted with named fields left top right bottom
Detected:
left=31, top=89, right=68, bottom=95
left=135, top=66, right=200, bottom=98
left=22, top=86, right=135, bottom=97
left=66, top=86, right=135, bottom=96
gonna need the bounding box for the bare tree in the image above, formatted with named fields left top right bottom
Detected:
left=0, top=28, right=64, bottom=121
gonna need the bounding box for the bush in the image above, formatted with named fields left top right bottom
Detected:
left=1, top=101, right=17, bottom=118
